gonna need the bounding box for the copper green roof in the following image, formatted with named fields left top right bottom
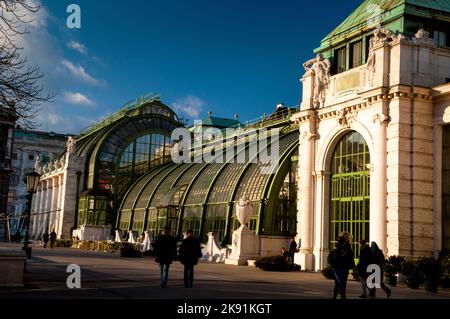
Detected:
left=201, top=116, right=240, bottom=128
left=316, top=0, right=450, bottom=52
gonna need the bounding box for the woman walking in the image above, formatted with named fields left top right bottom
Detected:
left=178, top=230, right=202, bottom=288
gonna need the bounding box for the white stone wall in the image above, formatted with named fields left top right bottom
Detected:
left=31, top=140, right=86, bottom=239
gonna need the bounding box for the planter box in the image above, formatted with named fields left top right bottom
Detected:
left=0, top=250, right=27, bottom=287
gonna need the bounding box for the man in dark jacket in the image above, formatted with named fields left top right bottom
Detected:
left=154, top=226, right=177, bottom=288
left=49, top=230, right=57, bottom=249
left=368, top=242, right=391, bottom=298
left=178, top=229, right=202, bottom=288
left=42, top=231, right=49, bottom=248
left=288, top=235, right=298, bottom=265
left=357, top=240, right=372, bottom=298
left=330, top=232, right=355, bottom=299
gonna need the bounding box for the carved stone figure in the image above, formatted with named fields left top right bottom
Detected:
left=413, top=29, right=436, bottom=47
left=303, top=53, right=331, bottom=108
left=66, top=136, right=76, bottom=155
left=371, top=24, right=398, bottom=47
left=34, top=155, right=43, bottom=174
left=366, top=25, right=403, bottom=86
left=366, top=40, right=376, bottom=86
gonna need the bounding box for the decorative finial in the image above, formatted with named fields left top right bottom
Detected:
left=234, top=113, right=238, bottom=120
left=208, top=111, right=212, bottom=118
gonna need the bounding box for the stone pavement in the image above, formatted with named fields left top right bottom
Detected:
left=1, top=243, right=450, bottom=299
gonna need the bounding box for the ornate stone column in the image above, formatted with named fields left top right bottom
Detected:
left=50, top=177, right=58, bottom=231
left=37, top=180, right=47, bottom=236
left=44, top=178, right=53, bottom=232
left=371, top=111, right=389, bottom=252
left=56, top=174, right=64, bottom=237
left=31, top=184, right=42, bottom=236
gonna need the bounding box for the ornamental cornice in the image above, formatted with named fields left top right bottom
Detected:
left=317, top=102, right=367, bottom=121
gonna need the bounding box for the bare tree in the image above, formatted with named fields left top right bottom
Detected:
left=0, top=0, right=52, bottom=128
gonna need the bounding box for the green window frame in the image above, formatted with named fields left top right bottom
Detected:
left=329, top=131, right=370, bottom=258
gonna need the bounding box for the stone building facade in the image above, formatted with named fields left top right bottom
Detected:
left=8, top=129, right=69, bottom=236
left=293, top=1, right=450, bottom=270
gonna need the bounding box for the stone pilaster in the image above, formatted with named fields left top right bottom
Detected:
left=387, top=88, right=434, bottom=257
left=370, top=98, right=389, bottom=253
left=293, top=110, right=317, bottom=270
left=313, top=170, right=331, bottom=271
left=59, top=170, right=79, bottom=238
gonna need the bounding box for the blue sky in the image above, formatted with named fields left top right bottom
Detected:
left=24, top=0, right=362, bottom=134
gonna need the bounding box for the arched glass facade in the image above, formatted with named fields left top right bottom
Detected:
left=118, top=129, right=299, bottom=243
left=68, top=98, right=182, bottom=228
left=329, top=131, right=370, bottom=257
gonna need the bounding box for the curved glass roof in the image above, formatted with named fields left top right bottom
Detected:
left=53, top=97, right=182, bottom=161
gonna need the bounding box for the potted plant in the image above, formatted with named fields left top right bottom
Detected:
left=383, top=262, right=397, bottom=287
left=418, top=257, right=439, bottom=293
left=401, top=259, right=420, bottom=289
left=384, top=255, right=405, bottom=287
left=439, top=254, right=450, bottom=289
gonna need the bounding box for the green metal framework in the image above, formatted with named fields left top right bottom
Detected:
left=329, top=131, right=370, bottom=257
left=118, top=122, right=300, bottom=243
left=50, top=97, right=183, bottom=228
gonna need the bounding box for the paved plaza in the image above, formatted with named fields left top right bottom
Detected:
left=1, top=243, right=450, bottom=299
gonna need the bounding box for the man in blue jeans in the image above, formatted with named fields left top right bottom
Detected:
left=154, top=226, right=177, bottom=288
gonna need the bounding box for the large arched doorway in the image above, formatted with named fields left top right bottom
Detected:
left=329, top=131, right=370, bottom=257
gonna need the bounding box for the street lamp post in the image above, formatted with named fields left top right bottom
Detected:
left=23, top=171, right=41, bottom=259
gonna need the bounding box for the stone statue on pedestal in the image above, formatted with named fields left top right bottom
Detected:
left=303, top=53, right=331, bottom=109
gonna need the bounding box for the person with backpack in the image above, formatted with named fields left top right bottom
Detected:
left=329, top=231, right=355, bottom=299
left=178, top=229, right=203, bottom=288
left=154, top=226, right=177, bottom=288
left=368, top=241, right=391, bottom=298
left=357, top=240, right=372, bottom=298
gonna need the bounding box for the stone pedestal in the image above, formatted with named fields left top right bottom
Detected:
left=0, top=250, right=26, bottom=287
left=294, top=251, right=314, bottom=271
left=225, top=225, right=260, bottom=266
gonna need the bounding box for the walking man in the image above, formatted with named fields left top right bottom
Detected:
left=49, top=230, right=57, bottom=249
left=42, top=230, right=49, bottom=248
left=368, top=242, right=391, bottom=298
left=178, top=229, right=202, bottom=288
left=154, top=226, right=177, bottom=288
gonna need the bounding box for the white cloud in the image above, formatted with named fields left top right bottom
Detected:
left=63, top=92, right=95, bottom=107
left=67, top=41, right=87, bottom=54
left=35, top=103, right=97, bottom=134
left=172, top=95, right=205, bottom=119
left=61, top=59, right=103, bottom=86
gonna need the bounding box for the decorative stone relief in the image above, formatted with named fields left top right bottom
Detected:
left=366, top=25, right=405, bottom=86
left=372, top=112, right=390, bottom=125
left=336, top=109, right=357, bottom=128
left=300, top=130, right=317, bottom=143
left=303, top=53, right=331, bottom=109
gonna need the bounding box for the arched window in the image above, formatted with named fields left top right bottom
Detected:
left=329, top=131, right=370, bottom=257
